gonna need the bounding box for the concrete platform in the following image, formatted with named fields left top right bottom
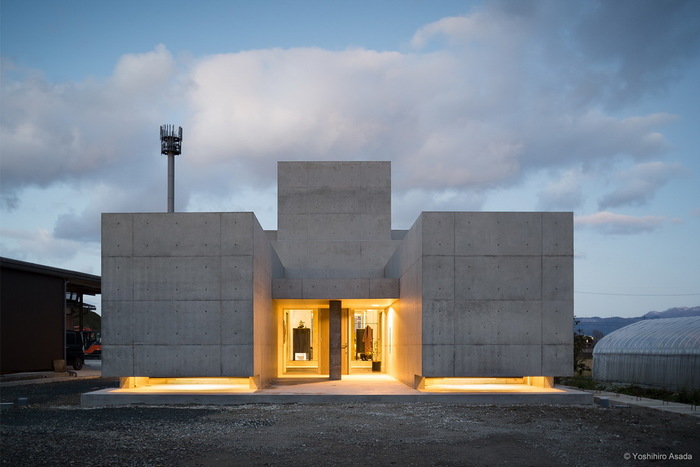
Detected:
left=81, top=374, right=593, bottom=406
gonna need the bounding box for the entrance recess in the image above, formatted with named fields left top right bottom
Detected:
left=281, top=300, right=391, bottom=379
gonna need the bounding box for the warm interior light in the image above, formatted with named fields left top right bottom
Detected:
left=421, top=377, right=561, bottom=393
left=104, top=374, right=566, bottom=399
left=117, top=377, right=256, bottom=393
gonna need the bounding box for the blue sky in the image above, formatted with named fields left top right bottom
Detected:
left=1, top=0, right=699, bottom=318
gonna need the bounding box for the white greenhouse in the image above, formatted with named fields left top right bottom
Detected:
left=593, top=316, right=700, bottom=390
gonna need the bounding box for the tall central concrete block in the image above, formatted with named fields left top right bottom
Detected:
left=273, top=161, right=399, bottom=280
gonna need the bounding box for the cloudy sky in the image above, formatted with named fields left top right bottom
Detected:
left=1, top=0, right=699, bottom=318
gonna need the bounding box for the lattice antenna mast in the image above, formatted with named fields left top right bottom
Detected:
left=160, top=125, right=182, bottom=213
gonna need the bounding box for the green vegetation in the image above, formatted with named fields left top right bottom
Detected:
left=71, top=310, right=101, bottom=331
left=572, top=320, right=592, bottom=376
left=615, top=385, right=700, bottom=406
left=558, top=375, right=700, bottom=406
left=557, top=375, right=604, bottom=391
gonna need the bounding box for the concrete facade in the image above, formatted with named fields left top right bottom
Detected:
left=102, top=161, right=573, bottom=389
left=273, top=161, right=398, bottom=279
left=102, top=213, right=283, bottom=384
left=384, top=211, right=573, bottom=387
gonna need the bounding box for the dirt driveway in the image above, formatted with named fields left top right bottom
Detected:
left=1, top=378, right=698, bottom=466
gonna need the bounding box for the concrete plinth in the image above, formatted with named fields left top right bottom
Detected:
left=81, top=375, right=593, bottom=406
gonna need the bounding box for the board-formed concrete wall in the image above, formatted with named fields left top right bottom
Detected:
left=384, top=215, right=424, bottom=387
left=101, top=212, right=282, bottom=379
left=101, top=161, right=573, bottom=385
left=252, top=215, right=284, bottom=386
left=273, top=161, right=399, bottom=279
left=387, top=211, right=573, bottom=381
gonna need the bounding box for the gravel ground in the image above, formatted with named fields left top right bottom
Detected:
left=1, top=378, right=699, bottom=466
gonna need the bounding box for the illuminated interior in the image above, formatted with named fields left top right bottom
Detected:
left=284, top=309, right=317, bottom=372
left=279, top=299, right=391, bottom=376
left=282, top=307, right=384, bottom=375
left=349, top=308, right=381, bottom=374
left=115, top=295, right=563, bottom=395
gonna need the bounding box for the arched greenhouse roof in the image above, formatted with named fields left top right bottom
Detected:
left=593, top=316, right=700, bottom=356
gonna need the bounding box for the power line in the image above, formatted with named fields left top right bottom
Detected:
left=575, top=291, right=700, bottom=297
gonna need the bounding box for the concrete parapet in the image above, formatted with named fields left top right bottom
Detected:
left=272, top=278, right=399, bottom=299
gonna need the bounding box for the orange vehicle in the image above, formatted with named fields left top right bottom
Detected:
left=74, top=328, right=101, bottom=358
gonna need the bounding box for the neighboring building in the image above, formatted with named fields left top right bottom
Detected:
left=0, top=257, right=100, bottom=374
left=102, top=161, right=573, bottom=390
left=593, top=316, right=700, bottom=391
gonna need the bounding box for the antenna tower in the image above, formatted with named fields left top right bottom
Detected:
left=160, top=125, right=182, bottom=213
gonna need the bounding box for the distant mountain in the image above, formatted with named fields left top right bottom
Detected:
left=575, top=306, right=700, bottom=337
left=642, top=306, right=700, bottom=319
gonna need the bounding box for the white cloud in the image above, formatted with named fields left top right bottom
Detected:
left=411, top=13, right=492, bottom=49
left=393, top=187, right=487, bottom=229
left=0, top=227, right=84, bottom=264
left=181, top=40, right=675, bottom=198
left=185, top=48, right=404, bottom=167
left=573, top=0, right=700, bottom=108
left=111, top=44, right=177, bottom=94
left=0, top=44, right=181, bottom=209
left=537, top=169, right=583, bottom=210
left=598, top=162, right=685, bottom=210
left=575, top=211, right=666, bottom=235
left=519, top=112, right=675, bottom=169
left=2, top=0, right=698, bottom=254
left=52, top=183, right=166, bottom=242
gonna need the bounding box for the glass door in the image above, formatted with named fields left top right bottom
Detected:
left=284, top=309, right=319, bottom=374
left=349, top=309, right=382, bottom=374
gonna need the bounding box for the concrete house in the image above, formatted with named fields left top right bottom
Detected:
left=102, top=161, right=573, bottom=391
